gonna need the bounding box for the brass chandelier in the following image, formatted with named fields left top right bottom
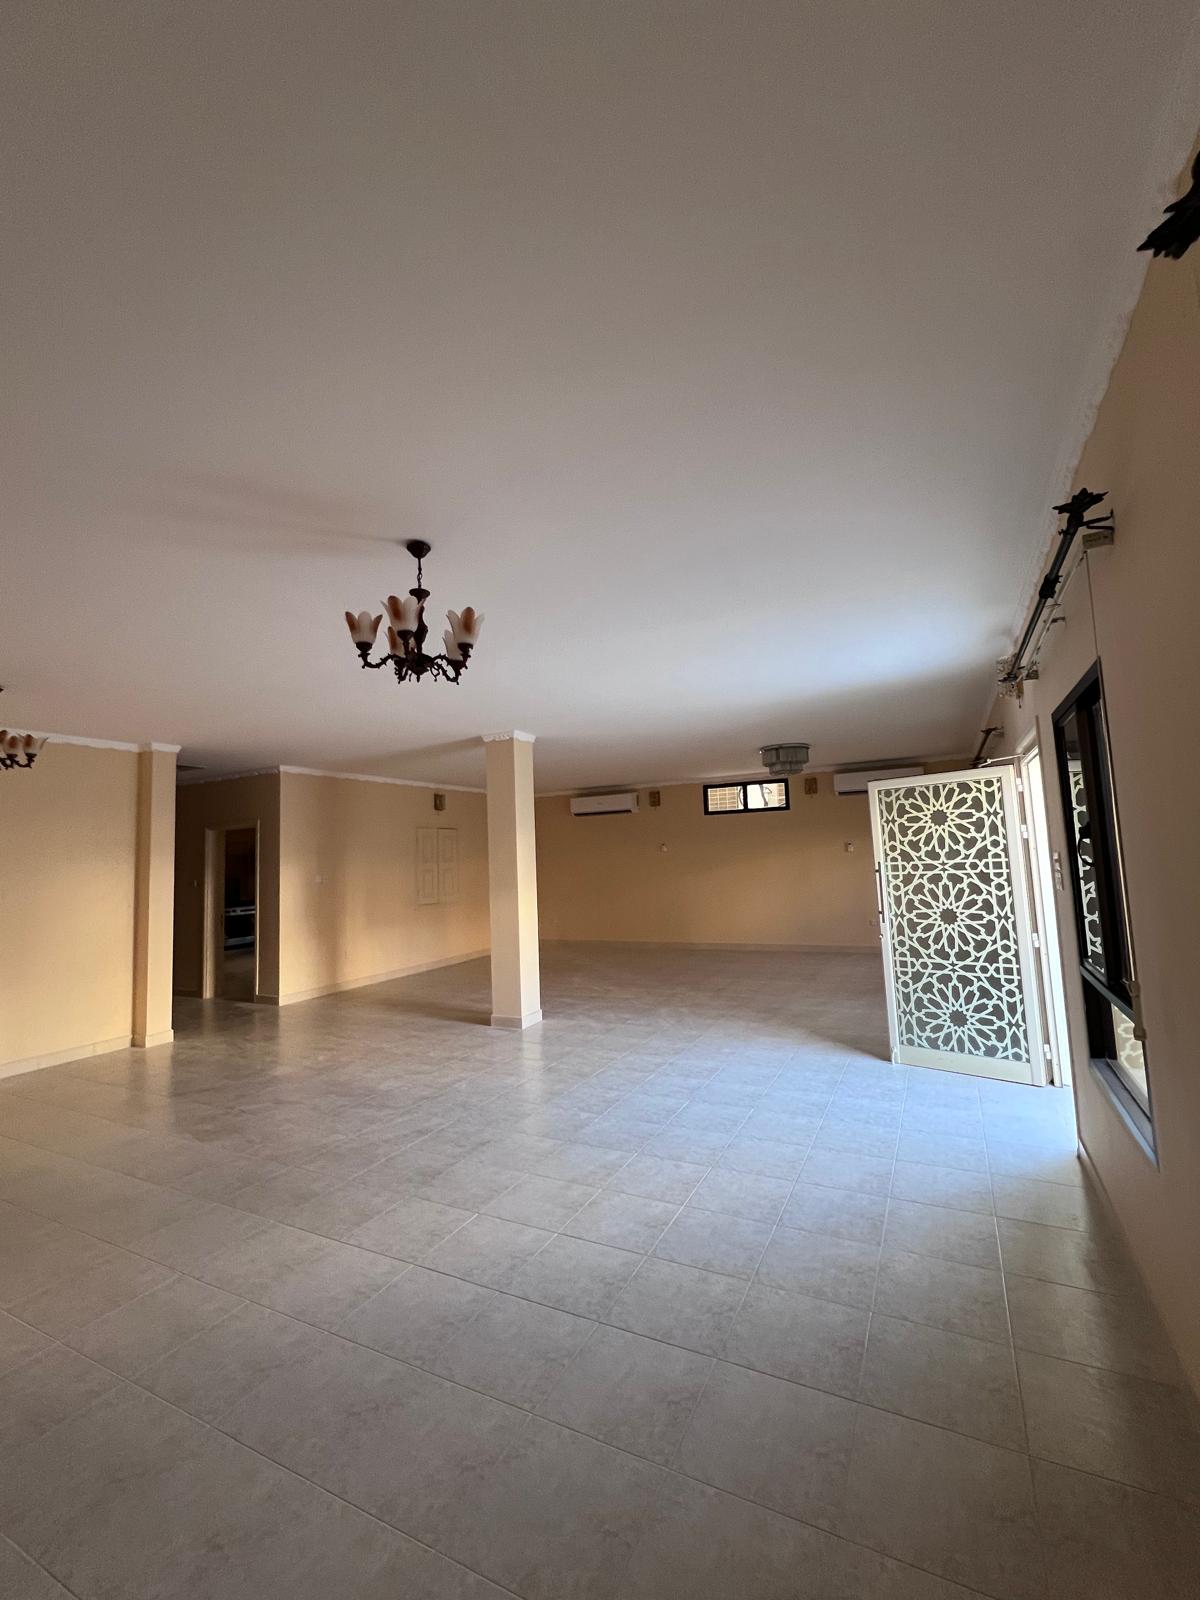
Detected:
left=344, top=541, right=483, bottom=687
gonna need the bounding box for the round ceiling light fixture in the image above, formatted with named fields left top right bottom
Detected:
left=760, top=743, right=810, bottom=776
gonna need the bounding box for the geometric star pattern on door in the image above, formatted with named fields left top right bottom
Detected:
left=876, top=776, right=1030, bottom=1064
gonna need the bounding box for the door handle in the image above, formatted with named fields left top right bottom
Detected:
left=874, top=864, right=886, bottom=927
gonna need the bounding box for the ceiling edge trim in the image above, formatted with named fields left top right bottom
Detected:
left=279, top=765, right=485, bottom=794
left=23, top=731, right=142, bottom=751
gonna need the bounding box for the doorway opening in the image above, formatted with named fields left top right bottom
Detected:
left=208, top=825, right=257, bottom=1001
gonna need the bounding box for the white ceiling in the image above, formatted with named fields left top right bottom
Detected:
left=3, top=2, right=1196, bottom=792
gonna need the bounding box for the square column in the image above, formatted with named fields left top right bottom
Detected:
left=132, top=744, right=177, bottom=1047
left=483, top=731, right=542, bottom=1028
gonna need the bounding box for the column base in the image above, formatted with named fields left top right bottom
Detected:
left=132, top=1028, right=174, bottom=1049
left=490, top=1009, right=544, bottom=1030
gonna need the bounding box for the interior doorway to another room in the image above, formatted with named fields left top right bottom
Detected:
left=206, top=824, right=258, bottom=1001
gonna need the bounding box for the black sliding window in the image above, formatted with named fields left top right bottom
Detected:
left=1052, top=665, right=1152, bottom=1144
left=703, top=780, right=790, bottom=814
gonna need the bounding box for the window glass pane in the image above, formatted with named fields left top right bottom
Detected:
left=1060, top=708, right=1107, bottom=980
left=705, top=784, right=745, bottom=813
left=1055, top=666, right=1151, bottom=1140
left=1110, top=1002, right=1149, bottom=1112
left=745, top=781, right=788, bottom=810
left=704, top=781, right=788, bottom=813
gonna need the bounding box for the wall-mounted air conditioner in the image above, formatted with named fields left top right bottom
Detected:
left=832, top=766, right=924, bottom=795
left=570, top=792, right=640, bottom=816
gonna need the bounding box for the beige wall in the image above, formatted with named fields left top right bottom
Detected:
left=0, top=743, right=140, bottom=1073
left=174, top=774, right=282, bottom=1000
left=536, top=777, right=878, bottom=949
left=990, top=168, right=1200, bottom=1392
left=277, top=773, right=489, bottom=1003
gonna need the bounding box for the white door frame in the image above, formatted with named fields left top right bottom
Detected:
left=869, top=766, right=1047, bottom=1083
left=1017, top=740, right=1073, bottom=1087
left=201, top=821, right=261, bottom=1001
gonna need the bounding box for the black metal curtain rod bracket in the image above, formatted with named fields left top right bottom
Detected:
left=999, top=489, right=1113, bottom=687
left=971, top=726, right=1002, bottom=768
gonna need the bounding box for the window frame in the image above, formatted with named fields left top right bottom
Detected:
left=702, top=779, right=791, bottom=815
left=1051, top=662, right=1154, bottom=1151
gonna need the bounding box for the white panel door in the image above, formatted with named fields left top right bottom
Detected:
left=868, top=767, right=1045, bottom=1083
left=416, top=827, right=439, bottom=906
left=437, top=827, right=459, bottom=901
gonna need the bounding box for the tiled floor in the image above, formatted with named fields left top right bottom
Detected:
left=1, top=945, right=1197, bottom=1599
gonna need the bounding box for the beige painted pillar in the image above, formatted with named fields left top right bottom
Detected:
left=483, top=731, right=542, bottom=1028
left=132, top=744, right=178, bottom=1047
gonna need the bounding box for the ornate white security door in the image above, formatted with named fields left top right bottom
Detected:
left=868, top=768, right=1045, bottom=1083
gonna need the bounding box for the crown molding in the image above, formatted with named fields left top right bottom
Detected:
left=177, top=763, right=485, bottom=793
left=279, top=765, right=484, bottom=794
left=482, top=730, right=536, bottom=744
left=0, top=730, right=181, bottom=753
left=24, top=731, right=141, bottom=751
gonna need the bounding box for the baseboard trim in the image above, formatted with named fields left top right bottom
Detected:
left=491, top=1009, right=544, bottom=1030
left=541, top=938, right=876, bottom=955
left=273, top=948, right=490, bottom=1006
left=132, top=1029, right=174, bottom=1049
left=0, top=1034, right=132, bottom=1081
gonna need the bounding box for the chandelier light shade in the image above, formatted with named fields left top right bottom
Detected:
left=760, top=742, right=810, bottom=775
left=344, top=541, right=483, bottom=686
left=1, top=730, right=47, bottom=770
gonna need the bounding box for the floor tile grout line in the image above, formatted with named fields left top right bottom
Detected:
left=4, top=1099, right=1100, bottom=1303
left=4, top=985, right=1196, bottom=1587
left=14, top=1228, right=1193, bottom=1526
left=7, top=1343, right=531, bottom=1600
left=19, top=1265, right=191, bottom=1348
left=980, top=1087, right=1054, bottom=1597
left=851, top=1052, right=914, bottom=1418
left=27, top=1196, right=1161, bottom=1408
left=984, top=1102, right=1036, bottom=1460
left=644, top=1049, right=857, bottom=1485
left=0, top=1522, right=90, bottom=1600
